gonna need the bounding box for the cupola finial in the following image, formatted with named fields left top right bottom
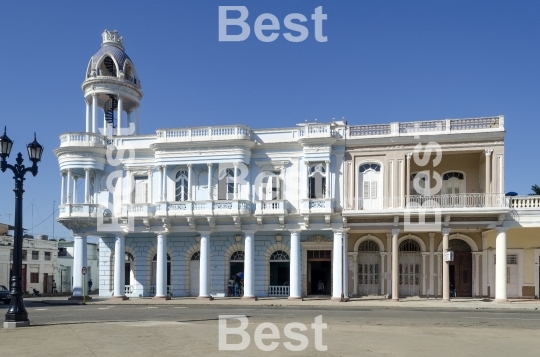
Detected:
left=101, top=29, right=124, bottom=50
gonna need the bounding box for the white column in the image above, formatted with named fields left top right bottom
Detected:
left=325, top=160, right=330, bottom=199
left=135, top=106, right=140, bottom=135
left=113, top=235, right=127, bottom=299
left=343, top=231, right=349, bottom=298
left=485, top=149, right=493, bottom=197
left=352, top=253, right=358, bottom=296
left=60, top=171, right=66, bottom=204
left=243, top=231, right=256, bottom=299
left=198, top=232, right=212, bottom=299
left=305, top=161, right=310, bottom=199
left=386, top=233, right=392, bottom=295
left=437, top=253, right=442, bottom=297
left=126, top=110, right=132, bottom=135
left=442, top=228, right=451, bottom=301
left=429, top=233, right=435, bottom=297
left=497, top=154, right=504, bottom=194
left=389, top=160, right=394, bottom=208
left=85, top=99, right=91, bottom=132
left=154, top=233, right=169, bottom=299
left=161, top=165, right=167, bottom=201
left=207, top=163, right=213, bottom=200
left=84, top=169, right=90, bottom=204
left=391, top=228, right=399, bottom=300
left=398, top=159, right=405, bottom=208
left=474, top=252, right=481, bottom=297
left=482, top=232, right=488, bottom=296
left=495, top=228, right=508, bottom=302
left=233, top=162, right=239, bottom=200
left=73, top=176, right=79, bottom=204
left=92, top=94, right=98, bottom=133
left=380, top=252, right=386, bottom=295
left=289, top=230, right=301, bottom=300
left=71, top=234, right=86, bottom=297
left=66, top=169, right=73, bottom=204
left=406, top=153, right=411, bottom=207
left=421, top=253, right=428, bottom=296
left=117, top=95, right=123, bottom=133
left=332, top=230, right=343, bottom=300
left=187, top=164, right=193, bottom=200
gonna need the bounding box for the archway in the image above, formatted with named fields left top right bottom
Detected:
left=268, top=250, right=290, bottom=296
left=189, top=251, right=200, bottom=297
left=399, top=239, right=421, bottom=296
left=358, top=240, right=381, bottom=296
left=230, top=251, right=244, bottom=296
left=448, top=239, right=472, bottom=297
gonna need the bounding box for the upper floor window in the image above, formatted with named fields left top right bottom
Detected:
left=32, top=251, right=39, bottom=260
left=442, top=172, right=465, bottom=194
left=309, top=164, right=326, bottom=199
left=175, top=170, right=189, bottom=202
left=45, top=252, right=51, bottom=261
left=218, top=168, right=235, bottom=200
left=259, top=172, right=281, bottom=201
left=410, top=172, right=428, bottom=195
left=359, top=163, right=381, bottom=209
left=133, top=176, right=148, bottom=203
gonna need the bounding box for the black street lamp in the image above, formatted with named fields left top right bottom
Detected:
left=0, top=127, right=43, bottom=328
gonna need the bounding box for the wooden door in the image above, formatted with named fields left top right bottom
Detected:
left=455, top=252, right=472, bottom=297
left=43, top=273, right=48, bottom=294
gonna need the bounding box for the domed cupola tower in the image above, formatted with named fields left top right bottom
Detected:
left=82, top=29, right=143, bottom=136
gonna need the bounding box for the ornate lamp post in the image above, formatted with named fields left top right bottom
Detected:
left=0, top=127, right=43, bottom=328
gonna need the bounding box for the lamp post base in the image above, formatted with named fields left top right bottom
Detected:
left=4, top=320, right=30, bottom=329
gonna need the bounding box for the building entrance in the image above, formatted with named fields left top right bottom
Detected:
left=448, top=239, right=472, bottom=297
left=307, top=250, right=331, bottom=295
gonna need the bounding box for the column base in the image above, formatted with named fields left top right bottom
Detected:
left=330, top=297, right=350, bottom=302
left=4, top=320, right=30, bottom=329
left=196, top=296, right=214, bottom=301
left=442, top=298, right=451, bottom=303
left=152, top=295, right=171, bottom=300
left=241, top=296, right=258, bottom=301
left=391, top=298, right=400, bottom=302
left=68, top=295, right=93, bottom=301
left=494, top=298, right=508, bottom=303
left=110, top=295, right=129, bottom=301
left=287, top=297, right=303, bottom=301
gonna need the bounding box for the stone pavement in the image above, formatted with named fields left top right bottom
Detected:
left=24, top=295, right=540, bottom=310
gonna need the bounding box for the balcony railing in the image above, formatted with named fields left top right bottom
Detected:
left=509, top=196, right=540, bottom=209
left=122, top=204, right=156, bottom=218
left=156, top=125, right=251, bottom=143
left=344, top=193, right=507, bottom=211
left=150, top=285, right=172, bottom=296
left=268, top=285, right=290, bottom=296
left=301, top=198, right=333, bottom=214
left=255, top=200, right=287, bottom=215
left=298, top=124, right=334, bottom=138
left=58, top=204, right=102, bottom=218
left=59, top=133, right=107, bottom=147
left=155, top=201, right=252, bottom=217
left=125, top=285, right=134, bottom=295
left=349, top=116, right=504, bottom=138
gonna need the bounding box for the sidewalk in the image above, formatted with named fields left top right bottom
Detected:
left=23, top=295, right=540, bottom=310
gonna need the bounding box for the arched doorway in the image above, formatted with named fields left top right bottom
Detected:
left=230, top=251, right=245, bottom=296
left=359, top=163, right=382, bottom=209
left=152, top=253, right=171, bottom=295
left=125, top=252, right=134, bottom=295
left=399, top=239, right=421, bottom=296
left=358, top=240, right=380, bottom=296
left=448, top=239, right=472, bottom=297
left=189, top=251, right=200, bottom=297
left=269, top=250, right=290, bottom=296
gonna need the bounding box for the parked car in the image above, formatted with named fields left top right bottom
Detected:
left=0, top=285, right=11, bottom=304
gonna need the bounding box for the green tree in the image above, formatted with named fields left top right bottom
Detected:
left=531, top=184, right=540, bottom=195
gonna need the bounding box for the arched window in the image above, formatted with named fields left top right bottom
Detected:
left=260, top=172, right=281, bottom=201
left=358, top=163, right=382, bottom=209
left=309, top=164, right=326, bottom=199
left=270, top=250, right=289, bottom=261
left=442, top=172, right=465, bottom=194
left=358, top=240, right=380, bottom=252
left=99, top=55, right=117, bottom=77
left=125, top=252, right=135, bottom=261
left=175, top=170, right=189, bottom=202
left=191, top=251, right=200, bottom=260
left=230, top=251, right=245, bottom=261
left=399, top=239, right=421, bottom=252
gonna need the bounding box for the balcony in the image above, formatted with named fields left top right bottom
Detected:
left=58, top=204, right=102, bottom=218
left=509, top=196, right=540, bottom=209
left=343, top=193, right=508, bottom=212
left=59, top=133, right=107, bottom=148
left=301, top=198, right=333, bottom=214
left=298, top=124, right=335, bottom=139
left=255, top=200, right=288, bottom=216
left=349, top=116, right=504, bottom=138
left=121, top=204, right=156, bottom=218
left=155, top=200, right=252, bottom=217
left=156, top=125, right=251, bottom=143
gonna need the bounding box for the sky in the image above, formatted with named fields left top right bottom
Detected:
left=0, top=1, right=538, bottom=240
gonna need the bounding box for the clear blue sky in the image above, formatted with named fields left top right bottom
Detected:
left=0, top=1, right=538, bottom=240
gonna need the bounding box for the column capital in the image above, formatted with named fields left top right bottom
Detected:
left=243, top=230, right=257, bottom=236
left=60, top=170, right=67, bottom=177
left=386, top=232, right=392, bottom=239
left=233, top=162, right=239, bottom=168
left=92, top=93, right=98, bottom=98
left=421, top=252, right=429, bottom=257
left=391, top=228, right=400, bottom=236
left=84, top=167, right=90, bottom=172
left=73, top=175, right=79, bottom=181
left=197, top=231, right=212, bottom=237
left=73, top=233, right=88, bottom=239
left=207, top=163, right=213, bottom=168
left=289, top=229, right=302, bottom=235
left=472, top=251, right=483, bottom=256
left=85, top=98, right=92, bottom=105
left=484, top=148, right=493, bottom=156
left=304, top=160, right=310, bottom=166
left=442, top=228, right=451, bottom=236
left=406, top=152, right=412, bottom=160
left=187, top=163, right=192, bottom=168
left=429, top=232, right=435, bottom=239
left=496, top=227, right=509, bottom=233
left=325, top=159, right=330, bottom=165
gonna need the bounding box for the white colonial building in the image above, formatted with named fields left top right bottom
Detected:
left=54, top=30, right=540, bottom=302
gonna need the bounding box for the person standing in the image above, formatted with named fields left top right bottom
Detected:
left=227, top=276, right=235, bottom=297
left=88, top=279, right=93, bottom=293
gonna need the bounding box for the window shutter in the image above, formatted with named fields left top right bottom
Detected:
left=363, top=181, right=370, bottom=199
left=371, top=181, right=377, bottom=199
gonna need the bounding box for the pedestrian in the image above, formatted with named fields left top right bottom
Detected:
left=233, top=279, right=240, bottom=297
left=88, top=279, right=93, bottom=292
left=52, top=280, right=57, bottom=294
left=317, top=280, right=324, bottom=294
left=227, top=275, right=235, bottom=297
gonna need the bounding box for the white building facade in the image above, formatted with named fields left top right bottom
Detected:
left=55, top=30, right=540, bottom=301
left=56, top=241, right=99, bottom=293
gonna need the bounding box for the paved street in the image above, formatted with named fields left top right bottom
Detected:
left=1, top=301, right=540, bottom=356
